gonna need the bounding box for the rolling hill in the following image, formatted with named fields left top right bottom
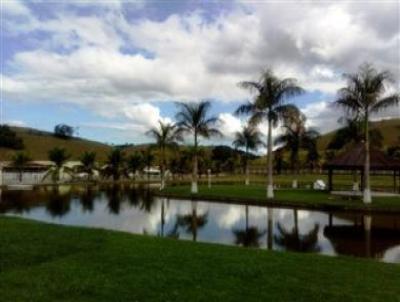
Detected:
left=0, top=118, right=399, bottom=162
left=0, top=127, right=112, bottom=162
left=317, top=118, right=400, bottom=151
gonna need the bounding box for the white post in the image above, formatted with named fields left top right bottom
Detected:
left=207, top=169, right=211, bottom=188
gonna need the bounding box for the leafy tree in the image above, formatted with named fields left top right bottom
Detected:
left=335, top=63, right=399, bottom=203
left=232, top=125, right=264, bottom=185
left=45, top=147, right=71, bottom=182
left=236, top=69, right=304, bottom=198
left=12, top=152, right=31, bottom=182
left=175, top=101, right=222, bottom=193
left=54, top=124, right=74, bottom=139
left=387, top=146, right=400, bottom=160
left=0, top=125, right=24, bottom=149
left=80, top=151, right=96, bottom=181
left=146, top=121, right=181, bottom=189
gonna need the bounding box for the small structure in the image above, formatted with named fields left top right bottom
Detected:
left=325, top=143, right=400, bottom=193
left=0, top=161, right=52, bottom=185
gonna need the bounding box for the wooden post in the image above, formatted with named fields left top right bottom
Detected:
left=394, top=170, right=396, bottom=193
left=328, top=168, right=333, bottom=192
left=360, top=169, right=365, bottom=191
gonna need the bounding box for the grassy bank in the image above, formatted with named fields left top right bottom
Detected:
left=0, top=216, right=399, bottom=302
left=161, top=185, right=400, bottom=213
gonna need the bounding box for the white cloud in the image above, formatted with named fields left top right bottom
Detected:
left=2, top=0, right=31, bottom=17
left=1, top=1, right=399, bottom=142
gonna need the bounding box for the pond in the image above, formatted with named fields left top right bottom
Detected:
left=1, top=184, right=399, bottom=263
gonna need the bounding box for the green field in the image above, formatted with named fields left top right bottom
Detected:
left=0, top=216, right=399, bottom=302
left=162, top=185, right=400, bottom=212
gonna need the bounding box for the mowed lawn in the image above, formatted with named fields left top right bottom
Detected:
left=162, top=185, right=400, bottom=212
left=1, top=217, right=399, bottom=302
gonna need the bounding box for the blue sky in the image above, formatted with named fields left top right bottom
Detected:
left=2, top=0, right=399, bottom=145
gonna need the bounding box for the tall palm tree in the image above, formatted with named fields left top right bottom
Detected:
left=236, top=69, right=304, bottom=198
left=80, top=151, right=96, bottom=181
left=146, top=121, right=182, bottom=190
left=274, top=109, right=319, bottom=187
left=45, top=147, right=71, bottom=182
left=232, top=125, right=264, bottom=185
left=126, top=152, right=144, bottom=180
left=12, top=152, right=31, bottom=182
left=175, top=101, right=222, bottom=193
left=335, top=63, right=399, bottom=203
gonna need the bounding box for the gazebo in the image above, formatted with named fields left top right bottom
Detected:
left=325, top=143, right=400, bottom=193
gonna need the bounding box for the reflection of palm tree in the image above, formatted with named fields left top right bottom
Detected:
left=139, top=188, right=155, bottom=213
left=267, top=207, right=274, bottom=250
left=274, top=210, right=320, bottom=252
left=80, top=186, right=96, bottom=212
left=233, top=205, right=266, bottom=247
left=105, top=186, right=122, bottom=214
left=46, top=188, right=71, bottom=217
left=176, top=201, right=208, bottom=241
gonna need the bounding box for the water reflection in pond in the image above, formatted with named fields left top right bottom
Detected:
left=1, top=185, right=399, bottom=263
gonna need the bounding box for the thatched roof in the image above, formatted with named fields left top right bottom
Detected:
left=325, top=143, right=400, bottom=171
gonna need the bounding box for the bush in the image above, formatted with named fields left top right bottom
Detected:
left=0, top=125, right=24, bottom=149
left=54, top=124, right=74, bottom=139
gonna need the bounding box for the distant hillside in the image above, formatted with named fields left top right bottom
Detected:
left=1, top=119, right=398, bottom=162
left=0, top=127, right=112, bottom=162
left=317, top=118, right=400, bottom=151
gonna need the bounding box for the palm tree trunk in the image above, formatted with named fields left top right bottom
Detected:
left=267, top=118, right=274, bottom=198
left=191, top=133, right=198, bottom=194
left=292, top=151, right=298, bottom=189
left=245, top=146, right=250, bottom=186
left=160, top=146, right=166, bottom=190
left=363, top=113, right=371, bottom=203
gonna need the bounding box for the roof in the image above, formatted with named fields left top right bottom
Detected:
left=325, top=143, right=400, bottom=170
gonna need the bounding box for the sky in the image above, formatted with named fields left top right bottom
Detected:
left=1, top=0, right=400, bottom=147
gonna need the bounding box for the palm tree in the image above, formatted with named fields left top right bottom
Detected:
left=232, top=125, right=264, bottom=185
left=146, top=121, right=182, bottom=190
left=274, top=109, right=319, bottom=187
left=236, top=69, right=304, bottom=198
left=335, top=63, right=399, bottom=203
left=45, top=147, right=70, bottom=182
left=175, top=101, right=222, bottom=193
left=328, top=117, right=383, bottom=150
left=11, top=152, right=31, bottom=182
left=80, top=151, right=96, bottom=181
left=142, top=147, right=155, bottom=182
left=126, top=152, right=144, bottom=180
left=105, top=148, right=125, bottom=181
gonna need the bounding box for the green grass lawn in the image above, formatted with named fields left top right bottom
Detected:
left=173, top=173, right=399, bottom=191
left=161, top=185, right=400, bottom=212
left=0, top=216, right=399, bottom=302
